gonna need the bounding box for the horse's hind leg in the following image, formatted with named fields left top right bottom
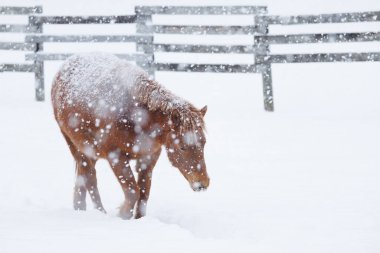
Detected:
left=61, top=132, right=87, bottom=210
left=76, top=156, right=106, bottom=213
left=61, top=132, right=105, bottom=213
left=73, top=161, right=87, bottom=211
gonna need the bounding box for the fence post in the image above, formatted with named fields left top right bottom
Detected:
left=260, top=63, right=274, bottom=111
left=34, top=43, right=45, bottom=101
left=254, top=15, right=273, bottom=111
left=29, top=14, right=45, bottom=101
left=135, top=7, right=155, bottom=79
left=34, top=55, right=44, bottom=101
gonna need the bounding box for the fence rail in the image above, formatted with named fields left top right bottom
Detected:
left=29, top=15, right=137, bottom=24
left=152, top=25, right=260, bottom=34
left=257, top=11, right=380, bottom=25
left=1, top=5, right=380, bottom=112
left=25, top=53, right=152, bottom=62
left=0, top=24, right=40, bottom=33
left=0, top=42, right=36, bottom=51
left=135, top=6, right=267, bottom=15
left=154, top=44, right=254, bottom=53
left=25, top=35, right=153, bottom=43
left=155, top=63, right=257, bottom=73
left=256, top=53, right=380, bottom=64
left=255, top=32, right=380, bottom=44
left=0, top=64, right=35, bottom=72
left=0, top=6, right=42, bottom=15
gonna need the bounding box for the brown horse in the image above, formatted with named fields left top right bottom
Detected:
left=51, top=53, right=209, bottom=219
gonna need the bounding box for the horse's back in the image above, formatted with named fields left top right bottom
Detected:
left=52, top=53, right=148, bottom=119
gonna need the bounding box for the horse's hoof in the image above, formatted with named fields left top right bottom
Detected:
left=73, top=201, right=86, bottom=211
left=134, top=213, right=145, bottom=219
left=119, top=204, right=134, bottom=220
left=119, top=211, right=133, bottom=220
left=96, top=206, right=107, bottom=214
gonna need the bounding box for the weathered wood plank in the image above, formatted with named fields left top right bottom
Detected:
left=257, top=11, right=380, bottom=25
left=25, top=35, right=153, bottom=43
left=29, top=15, right=136, bottom=24
left=0, top=6, right=42, bottom=15
left=136, top=44, right=154, bottom=53
left=155, top=63, right=257, bottom=73
left=153, top=25, right=259, bottom=34
left=136, top=15, right=152, bottom=34
left=25, top=53, right=153, bottom=62
left=253, top=43, right=270, bottom=55
left=136, top=60, right=155, bottom=78
left=0, top=24, right=39, bottom=33
left=256, top=53, right=380, bottom=64
left=255, top=32, right=380, bottom=44
left=0, top=64, right=35, bottom=72
left=34, top=60, right=44, bottom=101
left=257, top=63, right=274, bottom=111
left=0, top=42, right=36, bottom=51
left=153, top=44, right=254, bottom=53
left=135, top=6, right=267, bottom=15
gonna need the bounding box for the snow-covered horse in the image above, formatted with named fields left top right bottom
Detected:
left=51, top=53, right=209, bottom=219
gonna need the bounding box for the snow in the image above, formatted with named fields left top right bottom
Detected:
left=1, top=0, right=380, bottom=252
left=54, top=53, right=148, bottom=119
left=3, top=64, right=380, bottom=253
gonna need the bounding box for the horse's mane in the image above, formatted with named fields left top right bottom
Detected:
left=132, top=78, right=205, bottom=134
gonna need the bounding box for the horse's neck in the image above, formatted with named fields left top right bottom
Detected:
left=133, top=80, right=186, bottom=115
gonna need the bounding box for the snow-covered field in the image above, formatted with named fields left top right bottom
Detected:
left=1, top=1, right=380, bottom=253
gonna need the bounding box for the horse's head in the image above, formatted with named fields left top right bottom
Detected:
left=165, top=105, right=209, bottom=191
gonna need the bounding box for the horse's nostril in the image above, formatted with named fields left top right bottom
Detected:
left=195, top=186, right=204, bottom=192
left=199, top=186, right=207, bottom=191
left=191, top=182, right=208, bottom=192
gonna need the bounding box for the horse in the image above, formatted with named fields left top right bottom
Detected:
left=51, top=53, right=209, bottom=219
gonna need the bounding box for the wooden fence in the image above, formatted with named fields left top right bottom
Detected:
left=254, top=11, right=380, bottom=111
left=1, top=5, right=380, bottom=111
left=0, top=6, right=42, bottom=73
left=25, top=14, right=153, bottom=101
left=135, top=5, right=267, bottom=74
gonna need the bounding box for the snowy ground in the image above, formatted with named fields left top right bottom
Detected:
left=1, top=1, right=380, bottom=253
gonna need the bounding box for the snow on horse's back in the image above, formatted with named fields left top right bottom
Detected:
left=52, top=53, right=147, bottom=119
left=51, top=53, right=209, bottom=219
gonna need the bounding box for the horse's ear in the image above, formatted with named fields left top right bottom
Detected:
left=200, top=105, right=207, bottom=117
left=171, top=109, right=181, bottom=127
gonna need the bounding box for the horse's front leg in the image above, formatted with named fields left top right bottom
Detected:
left=135, top=149, right=161, bottom=219
left=108, top=154, right=140, bottom=219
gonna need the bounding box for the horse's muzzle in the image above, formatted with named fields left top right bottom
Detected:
left=193, top=185, right=207, bottom=192
left=191, top=178, right=209, bottom=192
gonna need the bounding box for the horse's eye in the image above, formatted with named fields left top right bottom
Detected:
left=180, top=146, right=187, bottom=151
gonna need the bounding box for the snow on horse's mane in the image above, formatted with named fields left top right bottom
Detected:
left=58, top=53, right=204, bottom=133
left=133, top=79, right=205, bottom=133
